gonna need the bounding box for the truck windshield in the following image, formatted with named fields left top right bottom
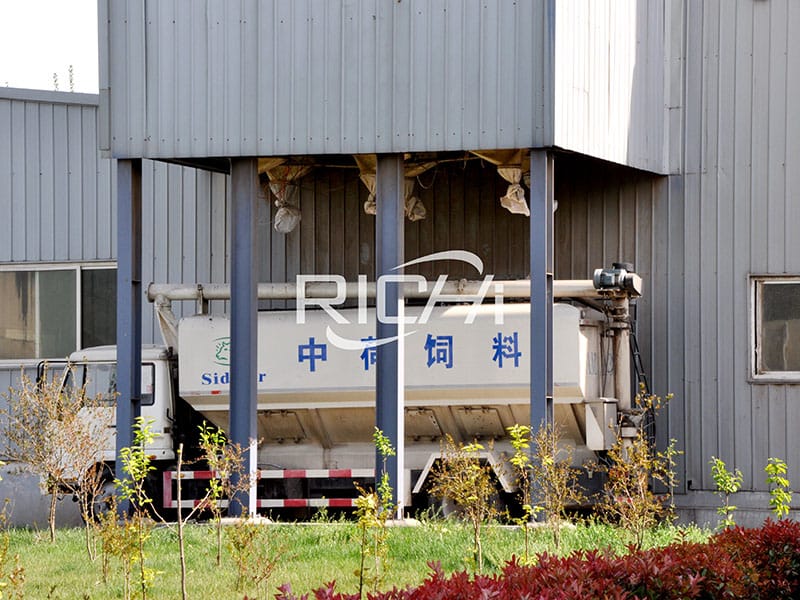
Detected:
left=63, top=363, right=155, bottom=406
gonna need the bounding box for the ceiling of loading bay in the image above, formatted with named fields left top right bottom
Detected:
left=256, top=149, right=533, bottom=233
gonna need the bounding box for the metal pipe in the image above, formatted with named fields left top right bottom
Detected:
left=146, top=279, right=607, bottom=302
left=612, top=297, right=632, bottom=412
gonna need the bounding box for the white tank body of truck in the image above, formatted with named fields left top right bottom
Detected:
left=68, top=300, right=625, bottom=512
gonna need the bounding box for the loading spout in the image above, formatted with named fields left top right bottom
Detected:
left=153, top=294, right=179, bottom=353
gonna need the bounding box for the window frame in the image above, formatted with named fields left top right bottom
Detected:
left=750, top=275, right=800, bottom=383
left=0, top=262, right=116, bottom=366
left=75, top=361, right=156, bottom=407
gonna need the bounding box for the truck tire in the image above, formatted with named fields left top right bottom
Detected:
left=88, top=479, right=118, bottom=522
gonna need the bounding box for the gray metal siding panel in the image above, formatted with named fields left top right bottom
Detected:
left=11, top=102, right=25, bottom=261
left=665, top=175, right=685, bottom=490
left=67, top=106, right=84, bottom=260
left=38, top=106, right=55, bottom=261
left=0, top=101, right=11, bottom=259
left=788, top=0, right=800, bottom=273
left=96, top=148, right=114, bottom=260
left=98, top=0, right=111, bottom=154
left=666, top=0, right=800, bottom=493
left=730, top=0, right=755, bottom=488
left=0, top=95, right=105, bottom=264
left=107, top=0, right=147, bottom=158
left=0, top=366, right=38, bottom=414
left=24, top=103, right=40, bottom=261
left=0, top=90, right=234, bottom=345
left=195, top=170, right=212, bottom=280
left=138, top=162, right=232, bottom=342
left=82, top=107, right=99, bottom=260
left=103, top=0, right=550, bottom=158
left=714, top=0, right=736, bottom=467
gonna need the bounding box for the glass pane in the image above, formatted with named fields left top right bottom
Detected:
left=82, top=363, right=118, bottom=406
left=0, top=271, right=76, bottom=359
left=760, top=282, right=800, bottom=372
left=0, top=272, right=36, bottom=359
left=39, top=270, right=77, bottom=358
left=80, top=362, right=155, bottom=406
left=81, top=269, right=116, bottom=348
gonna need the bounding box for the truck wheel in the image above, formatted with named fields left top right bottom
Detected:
left=89, top=479, right=118, bottom=522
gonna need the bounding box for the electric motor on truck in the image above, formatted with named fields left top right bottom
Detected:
left=60, top=264, right=643, bottom=517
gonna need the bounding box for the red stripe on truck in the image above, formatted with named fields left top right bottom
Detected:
left=282, top=470, right=306, bottom=478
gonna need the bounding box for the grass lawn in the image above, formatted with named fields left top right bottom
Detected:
left=7, top=519, right=710, bottom=599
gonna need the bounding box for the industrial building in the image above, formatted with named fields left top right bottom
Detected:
left=0, top=0, right=798, bottom=525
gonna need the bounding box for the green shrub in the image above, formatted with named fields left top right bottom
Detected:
left=710, top=456, right=743, bottom=529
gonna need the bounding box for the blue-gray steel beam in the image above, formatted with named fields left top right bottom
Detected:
left=116, top=159, right=143, bottom=515
left=375, top=154, right=405, bottom=515
left=530, top=150, right=554, bottom=430
left=229, top=158, right=259, bottom=517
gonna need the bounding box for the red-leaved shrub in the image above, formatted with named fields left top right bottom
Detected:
left=713, top=519, right=800, bottom=599
left=273, top=520, right=800, bottom=600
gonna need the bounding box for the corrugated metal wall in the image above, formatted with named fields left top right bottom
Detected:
left=669, top=0, right=800, bottom=495
left=99, top=0, right=554, bottom=158
left=0, top=89, right=114, bottom=262
left=557, top=0, right=800, bottom=503
left=554, top=0, right=667, bottom=174
left=0, top=89, right=232, bottom=351
left=1, top=89, right=531, bottom=363
left=263, top=159, right=530, bottom=312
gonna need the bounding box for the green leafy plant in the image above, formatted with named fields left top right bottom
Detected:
left=77, top=461, right=115, bottom=561
left=429, top=435, right=498, bottom=572
left=225, top=514, right=279, bottom=598
left=115, top=417, right=160, bottom=600
left=197, top=422, right=248, bottom=567
left=0, top=475, right=24, bottom=600
left=602, top=389, right=678, bottom=549
left=173, top=441, right=222, bottom=600
left=529, top=423, right=584, bottom=550
left=354, top=427, right=396, bottom=598
left=96, top=497, right=140, bottom=599
left=709, top=456, right=742, bottom=529
left=765, top=457, right=792, bottom=519
left=506, top=424, right=539, bottom=563
left=660, top=438, right=681, bottom=522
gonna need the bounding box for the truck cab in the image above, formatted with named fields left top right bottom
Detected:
left=64, top=345, right=177, bottom=466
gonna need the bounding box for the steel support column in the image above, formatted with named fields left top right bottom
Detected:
left=116, top=158, right=143, bottom=514
left=375, top=154, right=405, bottom=516
left=530, top=150, right=554, bottom=430
left=229, top=158, right=259, bottom=517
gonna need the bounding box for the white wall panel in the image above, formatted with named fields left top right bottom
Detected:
left=554, top=0, right=667, bottom=173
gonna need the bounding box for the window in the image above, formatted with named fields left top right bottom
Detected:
left=63, top=362, right=155, bottom=406
left=0, top=265, right=116, bottom=360
left=752, top=276, right=800, bottom=380
left=81, top=269, right=117, bottom=348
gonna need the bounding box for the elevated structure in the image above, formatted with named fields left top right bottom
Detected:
left=0, top=0, right=777, bottom=523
